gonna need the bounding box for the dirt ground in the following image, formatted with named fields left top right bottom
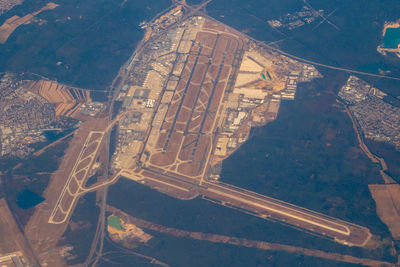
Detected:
left=23, top=117, right=107, bottom=266
left=369, top=184, right=400, bottom=240
left=0, top=2, right=58, bottom=44
left=0, top=199, right=39, bottom=266
left=27, top=80, right=91, bottom=118
left=107, top=204, right=393, bottom=267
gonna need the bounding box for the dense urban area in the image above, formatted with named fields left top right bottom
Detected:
left=339, top=75, right=400, bottom=150
left=0, top=0, right=23, bottom=15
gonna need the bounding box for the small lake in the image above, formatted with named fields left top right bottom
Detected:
left=16, top=190, right=44, bottom=209
left=383, top=27, right=400, bottom=48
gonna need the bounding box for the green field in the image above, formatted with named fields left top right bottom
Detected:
left=108, top=215, right=124, bottom=231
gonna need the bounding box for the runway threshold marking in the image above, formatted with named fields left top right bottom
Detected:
left=48, top=131, right=105, bottom=224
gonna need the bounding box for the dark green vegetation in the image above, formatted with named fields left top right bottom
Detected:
left=221, top=72, right=389, bottom=238
left=207, top=0, right=400, bottom=96
left=186, top=0, right=205, bottom=5
left=204, top=2, right=400, bottom=260
left=2, top=0, right=400, bottom=265
left=59, top=192, right=99, bottom=265
left=383, top=27, right=400, bottom=48
left=357, top=62, right=390, bottom=74
left=43, top=130, right=66, bottom=142
left=108, top=178, right=396, bottom=264
left=0, top=136, right=71, bottom=226
left=366, top=140, right=400, bottom=179
left=0, top=0, right=170, bottom=95
left=101, top=230, right=361, bottom=267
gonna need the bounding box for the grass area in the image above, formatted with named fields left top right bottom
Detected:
left=108, top=215, right=124, bottom=231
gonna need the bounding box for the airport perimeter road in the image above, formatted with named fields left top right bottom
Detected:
left=200, top=181, right=372, bottom=247
left=121, top=167, right=372, bottom=247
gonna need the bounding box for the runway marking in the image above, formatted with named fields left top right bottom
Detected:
left=123, top=172, right=190, bottom=192
left=48, top=131, right=105, bottom=224
left=207, top=188, right=350, bottom=235
left=208, top=182, right=354, bottom=229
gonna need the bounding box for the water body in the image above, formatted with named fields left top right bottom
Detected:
left=206, top=0, right=400, bottom=229
left=207, top=0, right=400, bottom=96
left=43, top=130, right=64, bottom=142
left=383, top=27, right=400, bottom=48
left=2, top=0, right=399, bottom=265
left=16, top=189, right=44, bottom=209
left=1, top=138, right=69, bottom=225
left=106, top=179, right=376, bottom=266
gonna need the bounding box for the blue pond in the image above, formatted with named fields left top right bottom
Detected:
left=383, top=27, right=400, bottom=48
left=16, top=190, right=45, bottom=209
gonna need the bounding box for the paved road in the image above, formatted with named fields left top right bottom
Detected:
left=122, top=167, right=371, bottom=247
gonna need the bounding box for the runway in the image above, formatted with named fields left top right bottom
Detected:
left=120, top=167, right=372, bottom=247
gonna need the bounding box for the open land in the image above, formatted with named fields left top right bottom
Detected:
left=0, top=199, right=38, bottom=266
left=106, top=204, right=392, bottom=267
left=23, top=117, right=109, bottom=266
left=338, top=75, right=400, bottom=179
left=0, top=74, right=103, bottom=158
left=5, top=2, right=399, bottom=266
left=0, top=2, right=58, bottom=44
left=27, top=80, right=92, bottom=118
left=105, top=12, right=371, bottom=248
left=369, top=184, right=400, bottom=240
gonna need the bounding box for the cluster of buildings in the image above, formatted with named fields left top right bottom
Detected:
left=79, top=102, right=105, bottom=117
left=111, top=13, right=322, bottom=175
left=212, top=50, right=321, bottom=161
left=0, top=74, right=56, bottom=157
left=0, top=251, right=30, bottom=267
left=339, top=76, right=400, bottom=149
left=267, top=6, right=323, bottom=30
left=139, top=5, right=183, bottom=41
left=0, top=0, right=23, bottom=15
left=112, top=16, right=204, bottom=169
left=0, top=74, right=83, bottom=158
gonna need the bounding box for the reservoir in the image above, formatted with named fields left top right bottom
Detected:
left=383, top=27, right=400, bottom=48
